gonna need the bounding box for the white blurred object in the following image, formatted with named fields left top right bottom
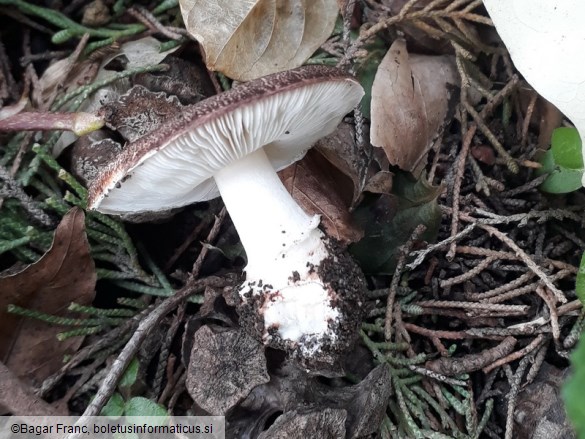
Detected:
left=483, top=0, right=585, bottom=184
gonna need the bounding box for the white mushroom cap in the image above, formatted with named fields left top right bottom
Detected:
left=87, top=66, right=364, bottom=213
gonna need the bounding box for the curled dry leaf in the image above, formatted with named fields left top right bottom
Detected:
left=315, top=122, right=383, bottom=205
left=81, top=0, right=111, bottom=27
left=537, top=98, right=563, bottom=156
left=179, top=0, right=338, bottom=81
left=527, top=364, right=576, bottom=439
left=0, top=361, right=66, bottom=416
left=186, top=325, right=269, bottom=415
left=279, top=149, right=363, bottom=244
left=362, top=170, right=393, bottom=195
left=115, top=37, right=180, bottom=70
left=0, top=93, right=28, bottom=121
left=258, top=408, right=347, bottom=439
left=36, top=57, right=97, bottom=110
left=226, top=362, right=390, bottom=437
left=370, top=39, right=458, bottom=176
left=0, top=208, right=96, bottom=385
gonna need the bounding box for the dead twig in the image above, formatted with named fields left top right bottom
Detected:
left=127, top=7, right=184, bottom=40
left=72, top=212, right=227, bottom=426
left=478, top=224, right=566, bottom=303
left=408, top=223, right=476, bottom=270
left=466, top=271, right=534, bottom=301
left=446, top=127, right=475, bottom=261
left=520, top=91, right=538, bottom=147
left=440, top=256, right=495, bottom=287
left=426, top=336, right=516, bottom=376
left=534, top=286, right=560, bottom=341
left=415, top=300, right=529, bottom=314
left=72, top=278, right=222, bottom=423
left=385, top=224, right=426, bottom=340
left=483, top=334, right=545, bottom=374
left=505, top=355, right=532, bottom=439
left=404, top=322, right=467, bottom=340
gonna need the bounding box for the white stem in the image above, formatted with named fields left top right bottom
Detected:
left=213, top=148, right=322, bottom=280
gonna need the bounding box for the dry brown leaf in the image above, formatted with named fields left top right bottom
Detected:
left=279, top=149, right=363, bottom=244
left=370, top=39, right=458, bottom=176
left=186, top=326, right=269, bottom=415
left=36, top=55, right=100, bottom=111
left=0, top=94, right=28, bottom=121
left=0, top=361, right=66, bottom=415
left=315, top=122, right=382, bottom=206
left=179, top=0, right=338, bottom=81
left=362, top=170, right=393, bottom=195
left=0, top=207, right=96, bottom=385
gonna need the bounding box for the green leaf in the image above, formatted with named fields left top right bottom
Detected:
left=537, top=150, right=583, bottom=194
left=392, top=172, right=443, bottom=206
left=576, top=252, right=585, bottom=305
left=101, top=393, right=125, bottom=418
left=537, top=127, right=584, bottom=193
left=124, top=396, right=168, bottom=419
left=563, top=333, right=585, bottom=439
left=119, top=357, right=139, bottom=388
left=350, top=172, right=441, bottom=274
left=539, top=166, right=583, bottom=193
left=552, top=127, right=583, bottom=169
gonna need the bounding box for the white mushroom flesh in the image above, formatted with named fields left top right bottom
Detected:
left=214, top=147, right=339, bottom=350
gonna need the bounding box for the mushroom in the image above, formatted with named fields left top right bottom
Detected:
left=88, top=66, right=366, bottom=371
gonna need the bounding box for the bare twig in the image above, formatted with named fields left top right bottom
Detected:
left=483, top=334, right=545, bottom=374
left=440, top=256, right=494, bottom=287
left=404, top=322, right=467, bottom=340
left=127, top=6, right=184, bottom=40
left=505, top=356, right=531, bottom=439
left=74, top=212, right=227, bottom=425
left=191, top=208, right=226, bottom=277
left=385, top=224, right=426, bottom=340
left=478, top=224, right=566, bottom=303
left=426, top=336, right=516, bottom=376
left=466, top=271, right=534, bottom=301
left=415, top=300, right=529, bottom=314
left=446, top=127, right=475, bottom=261
left=408, top=223, right=476, bottom=270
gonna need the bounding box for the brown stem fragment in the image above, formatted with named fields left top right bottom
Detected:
left=425, top=336, right=516, bottom=376
left=483, top=334, right=546, bottom=374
